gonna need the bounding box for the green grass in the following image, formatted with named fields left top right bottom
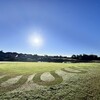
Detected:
left=0, top=62, right=100, bottom=99
left=0, top=75, right=28, bottom=93
left=62, top=67, right=87, bottom=74
left=0, top=75, right=15, bottom=84
left=33, top=71, right=63, bottom=86
left=0, top=62, right=99, bottom=74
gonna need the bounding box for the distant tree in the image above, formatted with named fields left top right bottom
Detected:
left=0, top=50, right=5, bottom=61
left=71, top=55, right=77, bottom=59
left=0, top=50, right=99, bottom=62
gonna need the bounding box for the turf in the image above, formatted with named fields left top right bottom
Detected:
left=0, top=62, right=100, bottom=100
left=33, top=71, right=63, bottom=86
left=0, top=62, right=99, bottom=74
left=0, top=75, right=28, bottom=93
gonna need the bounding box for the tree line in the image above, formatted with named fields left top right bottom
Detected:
left=71, top=54, right=100, bottom=62
left=0, top=50, right=100, bottom=63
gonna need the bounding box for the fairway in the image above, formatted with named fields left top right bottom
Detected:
left=0, top=62, right=100, bottom=100
left=0, top=62, right=98, bottom=74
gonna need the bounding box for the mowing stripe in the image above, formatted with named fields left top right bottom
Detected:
left=65, top=68, right=81, bottom=72
left=33, top=71, right=63, bottom=86
left=0, top=75, right=16, bottom=84
left=1, top=75, right=22, bottom=87
left=26, top=74, right=36, bottom=83
left=63, top=67, right=87, bottom=73
left=41, top=72, right=55, bottom=82
left=56, top=69, right=76, bottom=81
left=55, top=69, right=67, bottom=77
left=0, top=75, right=6, bottom=79
left=0, top=75, right=28, bottom=93
left=50, top=71, right=63, bottom=85
left=11, top=74, right=43, bottom=92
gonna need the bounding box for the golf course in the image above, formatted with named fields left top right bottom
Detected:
left=0, top=62, right=100, bottom=100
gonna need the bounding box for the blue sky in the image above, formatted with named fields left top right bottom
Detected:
left=0, top=0, right=100, bottom=56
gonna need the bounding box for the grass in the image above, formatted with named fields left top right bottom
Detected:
left=62, top=67, right=87, bottom=74
left=0, top=62, right=99, bottom=74
left=0, top=75, right=28, bottom=93
left=33, top=71, right=63, bottom=86
left=0, top=75, right=15, bottom=84
left=0, top=62, right=100, bottom=99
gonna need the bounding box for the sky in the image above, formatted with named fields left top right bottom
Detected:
left=0, top=0, right=100, bottom=56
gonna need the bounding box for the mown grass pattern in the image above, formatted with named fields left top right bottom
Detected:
left=62, top=67, right=87, bottom=74
left=0, top=75, right=28, bottom=93
left=0, top=66, right=90, bottom=93
left=33, top=71, right=63, bottom=86
left=0, top=62, right=100, bottom=99
left=0, top=75, right=16, bottom=84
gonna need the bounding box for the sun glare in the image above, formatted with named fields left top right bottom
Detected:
left=28, top=33, right=44, bottom=48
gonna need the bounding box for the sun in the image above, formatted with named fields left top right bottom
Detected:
left=34, top=37, right=41, bottom=44
left=28, top=33, right=43, bottom=47
left=32, top=36, right=43, bottom=46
